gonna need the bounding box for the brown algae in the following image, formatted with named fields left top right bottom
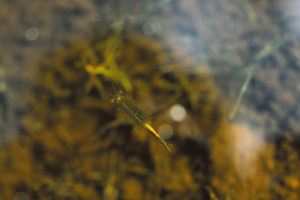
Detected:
left=0, top=30, right=298, bottom=200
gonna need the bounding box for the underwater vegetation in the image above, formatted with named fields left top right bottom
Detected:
left=0, top=30, right=217, bottom=199
left=0, top=29, right=300, bottom=199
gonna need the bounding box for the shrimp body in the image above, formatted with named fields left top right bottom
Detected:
left=112, top=91, right=172, bottom=152
left=113, top=94, right=146, bottom=125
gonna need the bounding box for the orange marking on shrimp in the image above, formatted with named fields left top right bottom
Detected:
left=116, top=96, right=122, bottom=102
left=144, top=123, right=161, bottom=138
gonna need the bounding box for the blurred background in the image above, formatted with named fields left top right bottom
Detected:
left=1, top=0, right=300, bottom=199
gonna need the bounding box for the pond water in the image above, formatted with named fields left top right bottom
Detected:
left=0, top=0, right=300, bottom=199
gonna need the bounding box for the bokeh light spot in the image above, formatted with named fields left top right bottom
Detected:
left=170, top=104, right=186, bottom=122
left=25, top=27, right=39, bottom=41
left=158, top=124, right=174, bottom=139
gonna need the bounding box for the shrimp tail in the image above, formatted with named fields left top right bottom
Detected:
left=144, top=123, right=172, bottom=153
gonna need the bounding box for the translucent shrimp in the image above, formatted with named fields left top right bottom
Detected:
left=111, top=90, right=172, bottom=153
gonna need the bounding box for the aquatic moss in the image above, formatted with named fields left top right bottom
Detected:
left=0, top=30, right=299, bottom=199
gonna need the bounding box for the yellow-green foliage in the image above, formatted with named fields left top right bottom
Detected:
left=0, top=30, right=299, bottom=199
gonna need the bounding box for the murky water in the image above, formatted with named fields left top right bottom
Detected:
left=1, top=1, right=300, bottom=199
